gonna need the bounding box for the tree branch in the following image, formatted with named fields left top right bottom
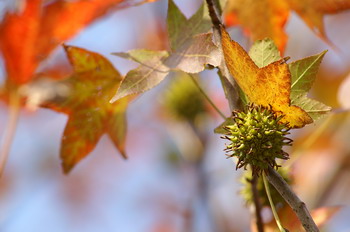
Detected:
left=266, top=166, right=319, bottom=232
left=205, top=0, right=240, bottom=111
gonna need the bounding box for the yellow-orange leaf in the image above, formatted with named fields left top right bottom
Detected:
left=43, top=46, right=131, bottom=173
left=285, top=0, right=350, bottom=40
left=221, top=27, right=312, bottom=128
left=224, top=0, right=350, bottom=52
left=224, top=0, right=289, bottom=52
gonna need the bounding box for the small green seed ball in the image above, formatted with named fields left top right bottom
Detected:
left=222, top=104, right=292, bottom=176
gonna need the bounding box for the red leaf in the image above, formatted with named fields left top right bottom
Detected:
left=0, top=0, right=42, bottom=84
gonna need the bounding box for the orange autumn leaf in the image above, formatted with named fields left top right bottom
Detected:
left=0, top=0, right=42, bottom=85
left=221, top=27, right=312, bottom=128
left=224, top=0, right=289, bottom=52
left=285, top=0, right=350, bottom=40
left=0, top=0, right=127, bottom=86
left=43, top=45, right=131, bottom=173
left=37, top=0, right=125, bottom=57
left=224, top=0, right=350, bottom=52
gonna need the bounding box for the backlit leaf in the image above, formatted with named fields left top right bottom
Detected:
left=167, top=0, right=211, bottom=51
left=224, top=0, right=350, bottom=52
left=285, top=0, right=350, bottom=40
left=288, top=50, right=331, bottom=120
left=290, top=51, right=327, bottom=99
left=291, top=94, right=331, bottom=121
left=221, top=27, right=312, bottom=128
left=110, top=50, right=169, bottom=102
left=0, top=0, right=138, bottom=86
left=164, top=33, right=221, bottom=73
left=0, top=0, right=42, bottom=84
left=224, top=0, right=289, bottom=52
left=111, top=0, right=219, bottom=102
left=248, top=38, right=282, bottom=68
left=44, top=46, right=131, bottom=173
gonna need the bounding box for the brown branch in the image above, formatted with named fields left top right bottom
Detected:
left=266, top=166, right=319, bottom=232
left=205, top=0, right=240, bottom=111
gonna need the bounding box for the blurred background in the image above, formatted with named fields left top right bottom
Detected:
left=1, top=0, right=350, bottom=231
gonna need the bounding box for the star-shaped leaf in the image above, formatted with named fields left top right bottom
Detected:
left=221, top=27, right=312, bottom=128
left=224, top=0, right=350, bottom=52
left=110, top=0, right=220, bottom=102
left=44, top=45, right=131, bottom=173
left=0, top=0, right=144, bottom=86
left=224, top=0, right=289, bottom=52
left=289, top=51, right=332, bottom=120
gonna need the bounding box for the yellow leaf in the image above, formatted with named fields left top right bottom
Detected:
left=221, top=27, right=312, bottom=128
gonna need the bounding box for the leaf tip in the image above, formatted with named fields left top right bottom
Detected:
left=120, top=151, right=128, bottom=159
left=62, top=162, right=74, bottom=175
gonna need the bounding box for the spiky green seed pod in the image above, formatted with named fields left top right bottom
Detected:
left=222, top=104, right=292, bottom=176
left=163, top=73, right=206, bottom=122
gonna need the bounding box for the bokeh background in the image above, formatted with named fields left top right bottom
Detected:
left=1, top=0, right=350, bottom=231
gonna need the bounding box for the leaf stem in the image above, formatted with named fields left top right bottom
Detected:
left=0, top=89, right=20, bottom=177
left=262, top=172, right=286, bottom=232
left=189, top=74, right=226, bottom=119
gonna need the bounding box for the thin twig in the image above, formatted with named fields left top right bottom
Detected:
left=251, top=175, right=265, bottom=232
left=0, top=90, right=20, bottom=177
left=262, top=173, right=287, bottom=232
left=266, top=166, right=319, bottom=232
left=189, top=74, right=226, bottom=119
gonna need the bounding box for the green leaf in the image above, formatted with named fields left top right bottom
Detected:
left=290, top=50, right=327, bottom=99
left=44, top=45, right=131, bottom=173
left=167, top=0, right=211, bottom=51
left=214, top=117, right=234, bottom=134
left=291, top=94, right=331, bottom=121
left=288, top=50, right=331, bottom=121
left=248, top=38, right=281, bottom=68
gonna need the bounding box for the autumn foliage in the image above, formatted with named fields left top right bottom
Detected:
left=0, top=0, right=350, bottom=231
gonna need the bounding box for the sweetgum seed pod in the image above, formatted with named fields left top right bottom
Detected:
left=222, top=104, right=292, bottom=176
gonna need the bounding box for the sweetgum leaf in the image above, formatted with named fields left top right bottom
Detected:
left=214, top=117, right=234, bottom=134
left=225, top=0, right=350, bottom=52
left=164, top=33, right=221, bottom=73
left=248, top=38, right=282, bottom=68
left=113, top=49, right=169, bottom=63
left=111, top=0, right=219, bottom=102
left=110, top=50, right=169, bottom=102
left=44, top=45, right=131, bottom=173
left=0, top=0, right=42, bottom=85
left=224, top=0, right=289, bottom=52
left=221, top=27, right=312, bottom=128
left=0, top=0, right=128, bottom=86
left=290, top=50, right=327, bottom=99
left=291, top=94, right=331, bottom=121
left=167, top=0, right=211, bottom=51
left=289, top=50, right=331, bottom=120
